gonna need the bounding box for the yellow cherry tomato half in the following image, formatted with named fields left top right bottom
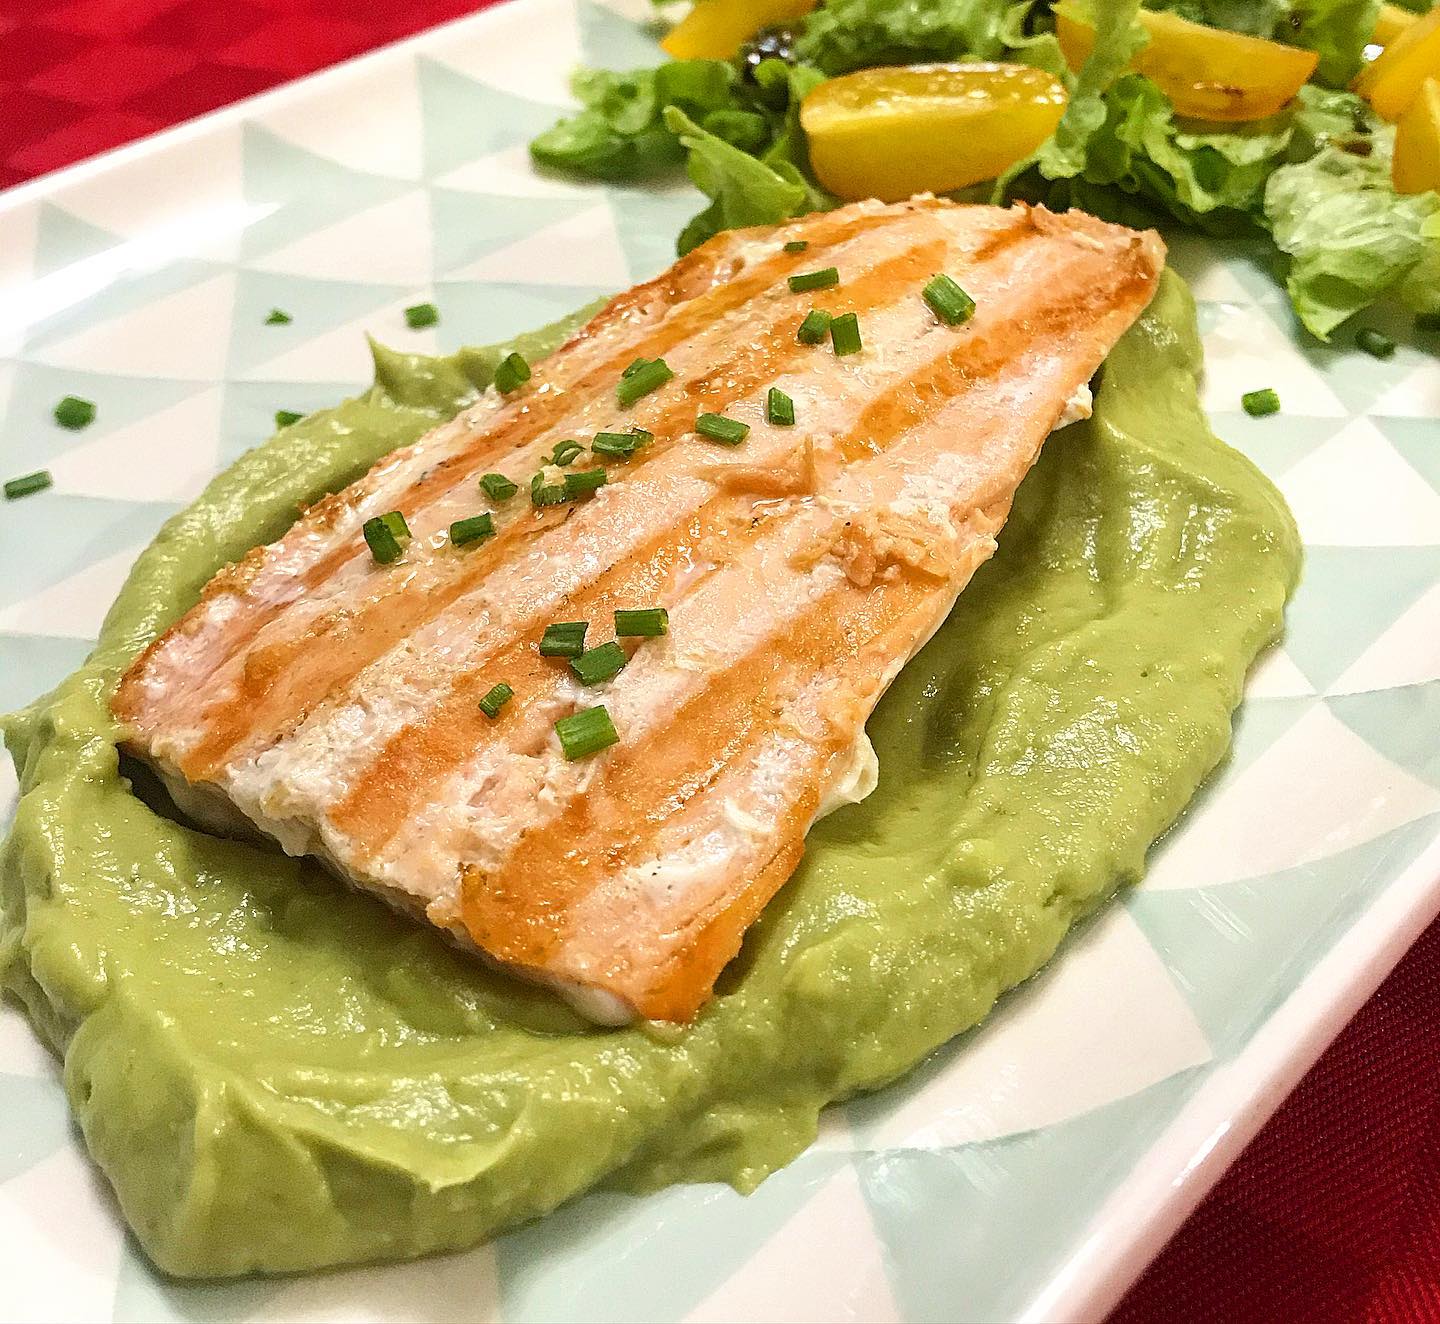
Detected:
left=1356, top=5, right=1440, bottom=120
left=799, top=62, right=1068, bottom=203
left=660, top=0, right=817, bottom=61
left=1055, top=3, right=1318, bottom=123
left=1394, top=77, right=1440, bottom=194
left=1373, top=3, right=1418, bottom=48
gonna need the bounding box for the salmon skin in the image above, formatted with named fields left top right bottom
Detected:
left=113, top=199, right=1165, bottom=1024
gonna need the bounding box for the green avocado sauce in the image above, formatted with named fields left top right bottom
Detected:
left=0, top=271, right=1298, bottom=1277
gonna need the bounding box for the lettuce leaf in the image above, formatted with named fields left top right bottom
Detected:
left=1265, top=119, right=1440, bottom=336
left=793, top=0, right=1034, bottom=75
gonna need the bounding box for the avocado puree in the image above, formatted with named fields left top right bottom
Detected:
left=0, top=271, right=1299, bottom=1277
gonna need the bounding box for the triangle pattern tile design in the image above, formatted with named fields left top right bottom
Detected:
left=0, top=3, right=1438, bottom=1320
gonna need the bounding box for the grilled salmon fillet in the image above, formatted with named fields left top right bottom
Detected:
left=113, top=198, right=1165, bottom=1023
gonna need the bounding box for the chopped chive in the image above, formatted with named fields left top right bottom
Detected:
left=569, top=641, right=628, bottom=686
left=783, top=239, right=809, bottom=253
left=1355, top=328, right=1395, bottom=359
left=550, top=439, right=584, bottom=466
left=480, top=472, right=518, bottom=502
left=797, top=309, right=832, bottom=345
left=555, top=705, right=619, bottom=760
left=766, top=387, right=795, bottom=427
left=449, top=512, right=495, bottom=546
left=922, top=273, right=976, bottom=326
left=363, top=511, right=410, bottom=564
left=696, top=413, right=750, bottom=446
left=478, top=682, right=514, bottom=719
left=405, top=302, right=439, bottom=329
left=531, top=480, right=568, bottom=507
left=622, top=356, right=652, bottom=378
left=4, top=470, right=52, bottom=500
left=788, top=267, right=839, bottom=293
left=539, top=620, right=588, bottom=657
left=592, top=428, right=651, bottom=458
left=617, top=357, right=674, bottom=408
left=53, top=395, right=95, bottom=430
left=1241, top=388, right=1281, bottom=417
left=1417, top=312, right=1440, bottom=333
left=563, top=468, right=607, bottom=499
left=615, top=607, right=668, bottom=637
left=275, top=409, right=304, bottom=429
left=264, top=308, right=293, bottom=325
left=494, top=352, right=531, bottom=395
left=830, top=312, right=862, bottom=356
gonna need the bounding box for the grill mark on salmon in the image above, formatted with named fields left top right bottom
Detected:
left=113, top=199, right=1165, bottom=1023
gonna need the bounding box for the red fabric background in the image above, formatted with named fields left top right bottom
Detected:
left=4, top=1, right=1439, bottom=1316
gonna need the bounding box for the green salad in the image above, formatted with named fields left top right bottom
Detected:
left=531, top=0, right=1440, bottom=340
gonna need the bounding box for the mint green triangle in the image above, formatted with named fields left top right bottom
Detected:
left=417, top=58, right=562, bottom=180
left=1204, top=411, right=1342, bottom=486
left=4, top=362, right=206, bottom=470
left=429, top=187, right=594, bottom=278
left=24, top=205, right=222, bottom=353
left=0, top=634, right=93, bottom=712
left=1128, top=812, right=1440, bottom=1051
left=1283, top=546, right=1440, bottom=692
left=579, top=0, right=667, bottom=70
left=606, top=187, right=703, bottom=283
left=431, top=280, right=615, bottom=351
left=856, top=1070, right=1200, bottom=1324
left=226, top=269, right=411, bottom=375
left=1375, top=416, right=1440, bottom=499
left=0, top=1075, right=69, bottom=1182
left=497, top=1151, right=850, bottom=1322
left=1329, top=686, right=1440, bottom=790
left=240, top=125, right=409, bottom=260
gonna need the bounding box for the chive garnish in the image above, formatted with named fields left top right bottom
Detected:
left=480, top=472, right=518, bottom=502
left=788, top=267, right=839, bottom=293
left=922, top=273, right=976, bottom=326
left=696, top=413, right=750, bottom=446
left=1355, top=328, right=1396, bottom=359
left=830, top=312, right=862, bottom=356
left=617, top=357, right=674, bottom=408
left=275, top=409, right=303, bottom=429
left=405, top=302, right=439, bottom=329
left=569, top=641, right=627, bottom=686
left=550, top=439, right=584, bottom=466
left=539, top=621, right=588, bottom=657
left=593, top=428, right=651, bottom=458
left=615, top=607, right=668, bottom=637
left=479, top=682, right=514, bottom=719
left=363, top=511, right=410, bottom=564
left=766, top=387, right=795, bottom=427
left=265, top=308, right=292, bottom=325
left=4, top=470, right=52, bottom=500
left=449, top=513, right=495, bottom=546
left=563, top=468, right=607, bottom=499
left=1242, top=388, right=1281, bottom=417
left=783, top=240, right=809, bottom=253
left=555, top=705, right=619, bottom=760
left=495, top=352, right=531, bottom=395
left=53, top=396, right=95, bottom=430
left=797, top=309, right=832, bottom=345
left=531, top=479, right=568, bottom=507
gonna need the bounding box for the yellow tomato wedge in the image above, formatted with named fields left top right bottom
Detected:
left=799, top=63, right=1068, bottom=203
left=661, top=0, right=817, bottom=61
left=1374, top=3, right=1418, bottom=48
left=1394, top=77, right=1440, bottom=193
left=1355, top=5, right=1440, bottom=119
left=1055, top=3, right=1318, bottom=122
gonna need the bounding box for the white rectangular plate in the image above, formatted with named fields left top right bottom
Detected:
left=2, top=2, right=1439, bottom=1320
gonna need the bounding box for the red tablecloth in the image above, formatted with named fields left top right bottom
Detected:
left=4, top=2, right=1439, bottom=1316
